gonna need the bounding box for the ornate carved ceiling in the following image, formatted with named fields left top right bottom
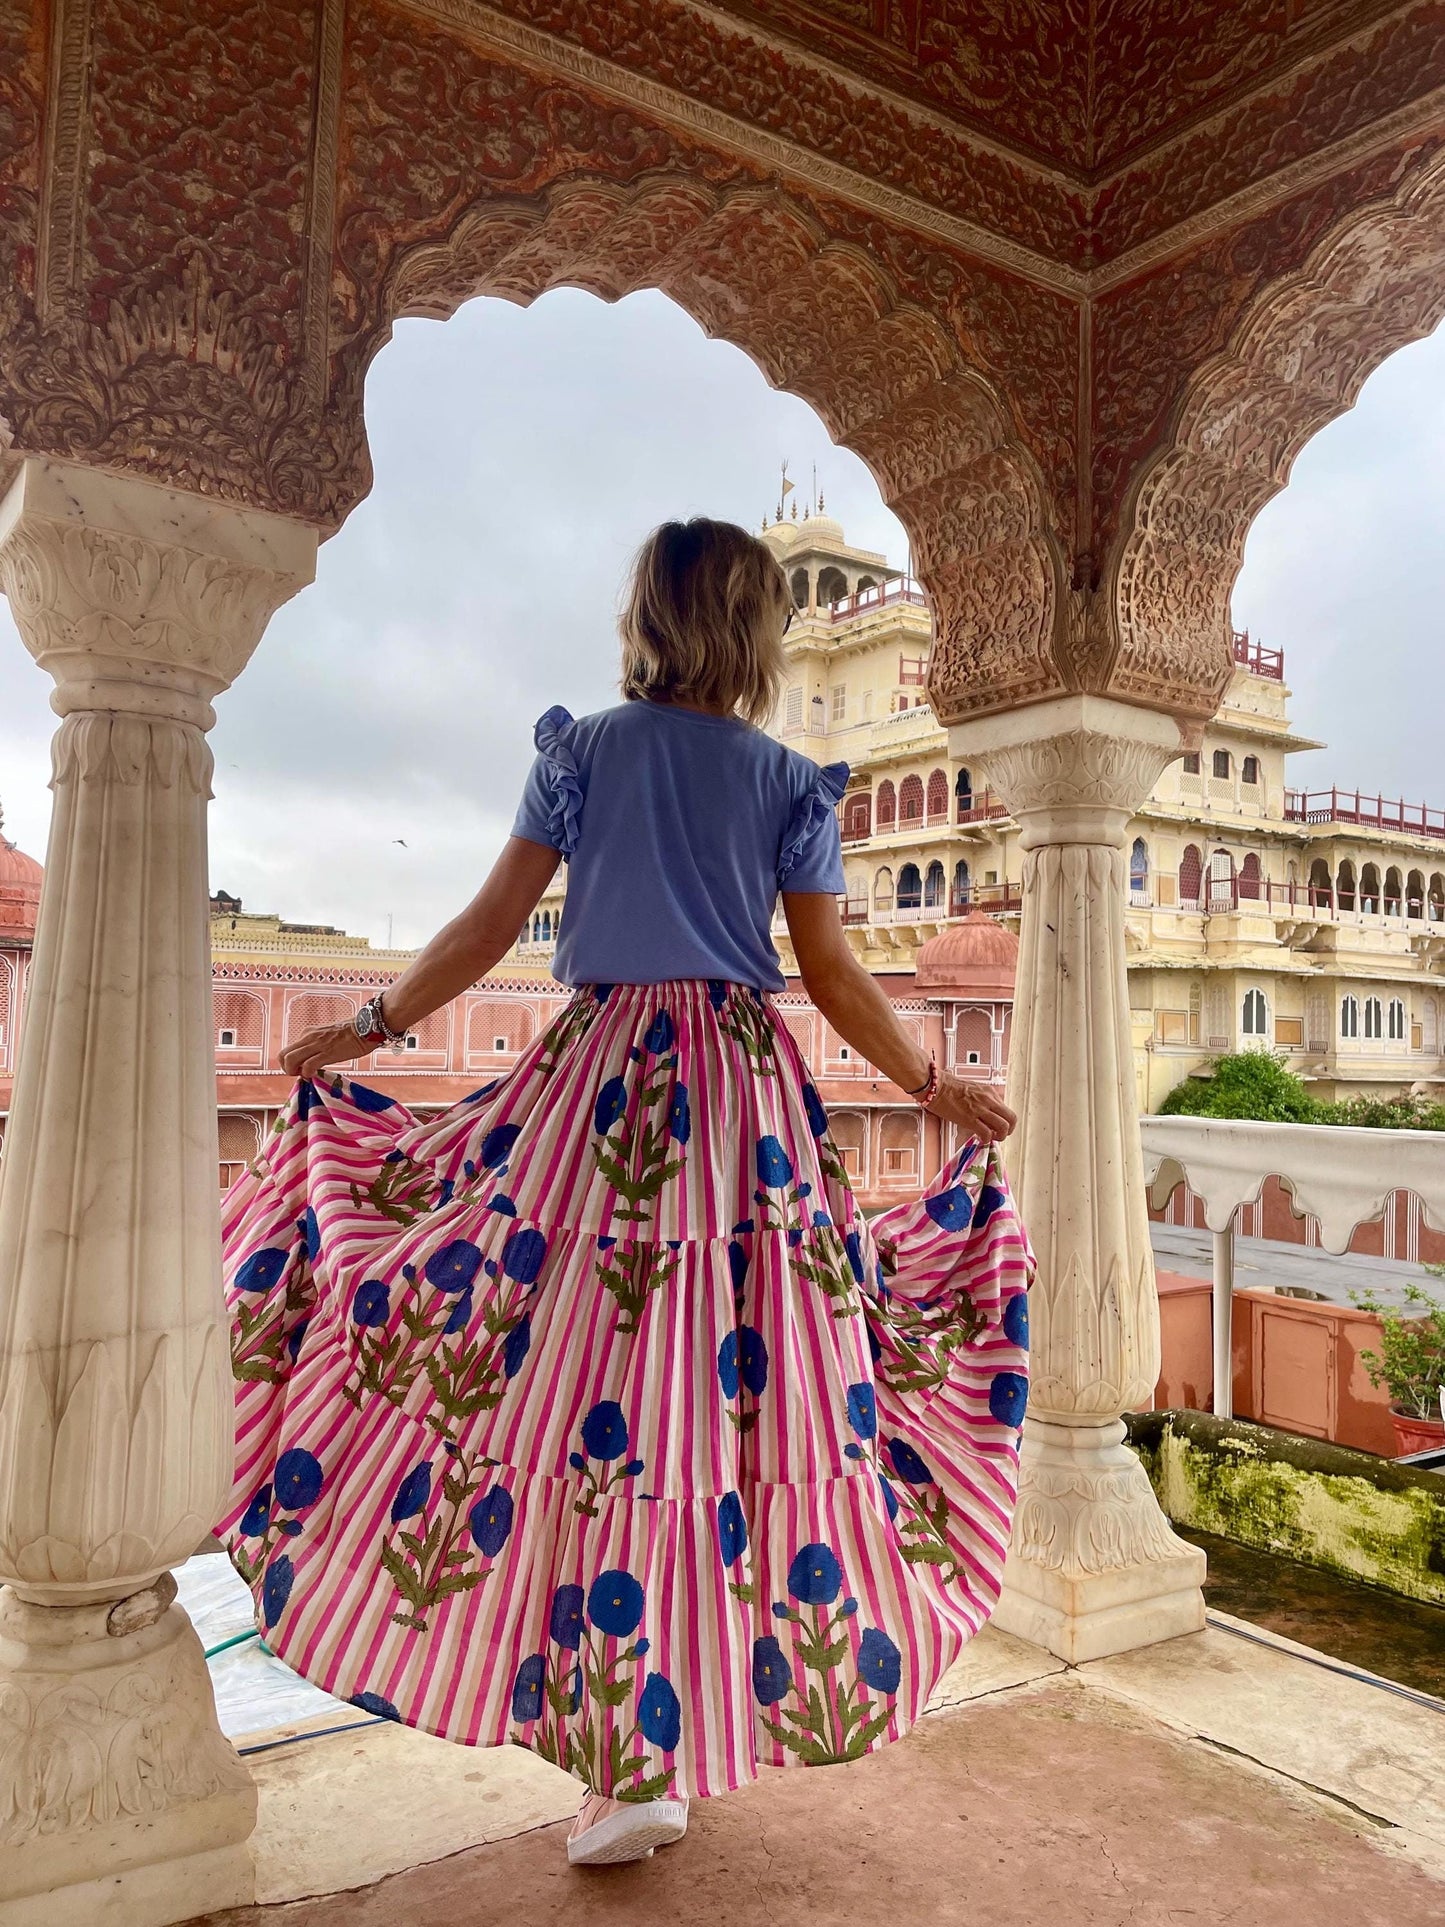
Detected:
left=0, top=0, right=1440, bottom=726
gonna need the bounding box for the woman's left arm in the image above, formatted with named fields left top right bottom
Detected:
left=280, top=837, right=562, bottom=1078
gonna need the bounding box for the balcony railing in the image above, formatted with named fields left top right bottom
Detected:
left=956, top=790, right=1009, bottom=825
left=840, top=883, right=1021, bottom=926
left=828, top=576, right=929, bottom=623
left=1284, top=787, right=1445, bottom=840
left=1231, top=629, right=1284, bottom=681
left=1174, top=876, right=1445, bottom=920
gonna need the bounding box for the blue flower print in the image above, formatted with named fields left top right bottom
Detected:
left=481, top=1123, right=521, bottom=1169
left=643, top=1010, right=675, bottom=1055
left=501, top=1227, right=547, bottom=1285
left=549, top=1583, right=585, bottom=1649
left=728, top=1240, right=749, bottom=1299
left=503, top=1316, right=532, bottom=1378
left=638, top=1673, right=682, bottom=1751
left=468, top=1485, right=514, bottom=1558
left=262, top=1554, right=294, bottom=1628
left=390, top=1461, right=432, bottom=1523
left=425, top=1239, right=483, bottom=1294
left=587, top=1569, right=645, bottom=1638
left=273, top=1447, right=324, bottom=1512
left=667, top=1084, right=692, bottom=1145
left=787, top=1542, right=843, bottom=1606
left=286, top=1320, right=309, bottom=1364
left=1003, top=1292, right=1030, bottom=1349
left=239, top=1485, right=272, bottom=1537
left=235, top=1246, right=288, bottom=1295
left=465, top=1080, right=501, bottom=1103
left=593, top=1076, right=627, bottom=1134
left=856, top=1627, right=902, bottom=1696
left=887, top=1439, right=933, bottom=1485
left=924, top=1187, right=973, bottom=1232
left=511, top=1653, right=546, bottom=1723
left=846, top=1382, right=878, bottom=1441
left=717, top=1326, right=768, bottom=1401
left=580, top=1400, right=629, bottom=1461
left=350, top=1082, right=396, bottom=1113
left=300, top=1209, right=321, bottom=1260
left=443, top=1288, right=473, bottom=1336
left=879, top=1473, right=900, bottom=1521
left=973, top=1183, right=1006, bottom=1230
left=717, top=1491, right=748, bottom=1566
left=485, top=1194, right=518, bottom=1217
left=989, top=1371, right=1028, bottom=1427
left=752, top=1635, right=792, bottom=1705
left=297, top=1079, right=321, bottom=1118
left=593, top=984, right=614, bottom=1004
left=350, top=1692, right=401, bottom=1721
left=755, top=1136, right=794, bottom=1189
left=844, top=1229, right=866, bottom=1285
left=802, top=1083, right=829, bottom=1139
left=352, top=1278, right=390, bottom=1327
left=707, top=980, right=729, bottom=1011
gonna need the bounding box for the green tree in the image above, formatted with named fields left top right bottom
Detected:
left=1157, top=1050, right=1317, bottom=1123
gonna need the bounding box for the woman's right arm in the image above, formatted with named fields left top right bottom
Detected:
left=782, top=892, right=1017, bottom=1143
left=280, top=837, right=562, bottom=1079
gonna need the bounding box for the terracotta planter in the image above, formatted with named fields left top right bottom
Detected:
left=1389, top=1406, right=1445, bottom=1457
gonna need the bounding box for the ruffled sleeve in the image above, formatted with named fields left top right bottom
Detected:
left=778, top=759, right=850, bottom=892
left=510, top=706, right=585, bottom=858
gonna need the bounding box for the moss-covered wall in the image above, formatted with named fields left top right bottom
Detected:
left=1126, top=1410, right=1445, bottom=1607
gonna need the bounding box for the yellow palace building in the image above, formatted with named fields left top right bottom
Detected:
left=759, top=509, right=1445, bottom=1115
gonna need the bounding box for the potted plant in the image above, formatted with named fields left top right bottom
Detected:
left=1351, top=1276, right=1445, bottom=1456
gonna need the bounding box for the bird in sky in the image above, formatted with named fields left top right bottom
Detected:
left=393, top=838, right=408, bottom=847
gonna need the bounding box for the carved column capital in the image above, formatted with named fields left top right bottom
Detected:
left=0, top=459, right=316, bottom=729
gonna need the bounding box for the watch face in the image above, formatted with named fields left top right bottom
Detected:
left=355, top=1003, right=376, bottom=1039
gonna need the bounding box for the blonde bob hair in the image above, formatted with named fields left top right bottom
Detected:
left=619, top=518, right=790, bottom=726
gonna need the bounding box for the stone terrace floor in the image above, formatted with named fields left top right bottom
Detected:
left=190, top=1614, right=1445, bottom=1927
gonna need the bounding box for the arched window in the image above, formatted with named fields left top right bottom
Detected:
left=285, top=990, right=355, bottom=1042
left=1241, top=755, right=1260, bottom=786
left=1207, top=848, right=1235, bottom=910
left=1129, top=838, right=1149, bottom=899
left=955, top=767, right=973, bottom=804
left=952, top=858, right=971, bottom=911
left=876, top=780, right=896, bottom=830
left=468, top=1001, right=535, bottom=1058
left=896, top=863, right=922, bottom=911
left=1425, top=997, right=1440, bottom=1053
left=817, top=566, right=848, bottom=607
left=790, top=568, right=809, bottom=611
left=873, top=867, right=894, bottom=916
left=1309, top=858, right=1332, bottom=907
left=1212, top=748, right=1231, bottom=779
left=1407, top=869, right=1425, bottom=918
left=1384, top=866, right=1403, bottom=915
left=1179, top=845, right=1202, bottom=907
left=925, top=769, right=948, bottom=823
left=214, top=990, right=265, bottom=1050
left=1238, top=853, right=1262, bottom=901
left=1336, top=859, right=1356, bottom=909
left=1241, top=988, right=1268, bottom=1036
left=1360, top=863, right=1380, bottom=913
left=1388, top=998, right=1407, bottom=1042
left=1181, top=752, right=1201, bottom=775
left=829, top=1111, right=866, bottom=1179
left=899, top=774, right=924, bottom=823
left=1431, top=873, right=1445, bottom=922
left=856, top=575, right=877, bottom=593
left=842, top=792, right=871, bottom=841
left=542, top=910, right=553, bottom=942
left=1340, top=995, right=1359, bottom=1040
left=1363, top=996, right=1383, bottom=1040
left=880, top=1111, right=919, bottom=1177
left=924, top=860, right=946, bottom=909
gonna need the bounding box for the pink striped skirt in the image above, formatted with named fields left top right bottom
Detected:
left=219, top=980, right=1031, bottom=1800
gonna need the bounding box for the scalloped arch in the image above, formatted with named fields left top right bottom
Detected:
left=1107, top=149, right=1445, bottom=722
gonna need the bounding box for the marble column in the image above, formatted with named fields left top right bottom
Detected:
left=0, top=459, right=315, bottom=1925
left=947, top=695, right=1207, bottom=1663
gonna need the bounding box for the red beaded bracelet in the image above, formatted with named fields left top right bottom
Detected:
left=905, top=1054, right=939, bottom=1109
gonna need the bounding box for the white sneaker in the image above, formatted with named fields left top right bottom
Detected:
left=566, top=1792, right=689, bottom=1867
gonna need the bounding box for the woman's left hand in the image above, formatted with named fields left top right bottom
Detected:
left=280, top=1022, right=374, bottom=1081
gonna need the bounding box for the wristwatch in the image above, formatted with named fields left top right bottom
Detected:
left=355, top=991, right=406, bottom=1054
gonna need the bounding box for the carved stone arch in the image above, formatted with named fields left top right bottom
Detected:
left=1107, top=150, right=1445, bottom=722
left=328, top=146, right=1061, bottom=725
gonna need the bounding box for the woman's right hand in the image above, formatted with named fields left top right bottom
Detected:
left=928, top=1072, right=1017, bottom=1144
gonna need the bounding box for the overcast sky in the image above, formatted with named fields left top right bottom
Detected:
left=1, top=292, right=1441, bottom=949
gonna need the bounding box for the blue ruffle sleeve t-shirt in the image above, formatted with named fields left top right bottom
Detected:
left=510, top=700, right=848, bottom=992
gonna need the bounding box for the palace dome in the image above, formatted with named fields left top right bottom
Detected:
left=800, top=512, right=845, bottom=548
left=915, top=909, right=1018, bottom=1001
left=0, top=814, right=43, bottom=942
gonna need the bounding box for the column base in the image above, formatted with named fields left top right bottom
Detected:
left=992, top=1416, right=1207, bottom=1665
left=0, top=1581, right=257, bottom=1926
